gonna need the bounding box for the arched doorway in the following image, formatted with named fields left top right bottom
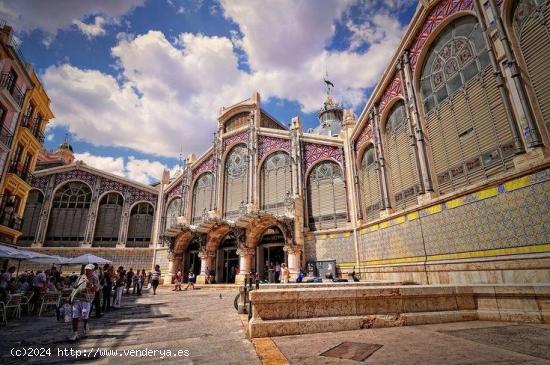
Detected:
left=256, top=226, right=286, bottom=283
left=216, top=233, right=239, bottom=283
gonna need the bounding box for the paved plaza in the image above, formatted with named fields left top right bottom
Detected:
left=1, top=288, right=550, bottom=364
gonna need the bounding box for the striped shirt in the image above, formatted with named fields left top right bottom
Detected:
left=150, top=270, right=161, bottom=281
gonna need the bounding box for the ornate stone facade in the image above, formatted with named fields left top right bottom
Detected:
left=17, top=0, right=550, bottom=286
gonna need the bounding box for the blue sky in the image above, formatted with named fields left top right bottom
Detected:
left=0, top=0, right=417, bottom=184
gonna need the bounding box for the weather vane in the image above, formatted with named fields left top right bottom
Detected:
left=323, top=69, right=334, bottom=96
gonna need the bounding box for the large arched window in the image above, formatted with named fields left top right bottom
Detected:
left=307, top=161, right=347, bottom=230
left=419, top=16, right=515, bottom=194
left=20, top=190, right=43, bottom=244
left=512, top=0, right=550, bottom=137
left=93, top=193, right=123, bottom=247
left=191, top=172, right=214, bottom=224
left=384, top=101, right=420, bottom=210
left=260, top=151, right=292, bottom=215
left=359, top=146, right=382, bottom=221
left=165, top=198, right=182, bottom=230
left=224, top=144, right=248, bottom=219
left=127, top=202, right=154, bottom=247
left=45, top=181, right=92, bottom=246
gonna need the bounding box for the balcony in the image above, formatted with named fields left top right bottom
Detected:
left=0, top=72, right=25, bottom=108
left=0, top=195, right=22, bottom=232
left=0, top=211, right=22, bottom=231
left=0, top=124, right=13, bottom=148
left=20, top=115, right=45, bottom=143
left=8, top=160, right=33, bottom=184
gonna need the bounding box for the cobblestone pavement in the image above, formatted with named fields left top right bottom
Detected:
left=0, top=287, right=259, bottom=364
left=272, top=321, right=550, bottom=364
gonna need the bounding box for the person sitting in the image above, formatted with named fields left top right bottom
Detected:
left=295, top=268, right=305, bottom=283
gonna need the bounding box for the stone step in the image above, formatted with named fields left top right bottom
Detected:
left=249, top=310, right=479, bottom=338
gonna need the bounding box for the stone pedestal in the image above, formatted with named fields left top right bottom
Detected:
left=284, top=245, right=303, bottom=280
left=198, top=250, right=216, bottom=284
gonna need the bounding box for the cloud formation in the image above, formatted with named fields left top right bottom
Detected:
left=0, top=0, right=144, bottom=44
left=74, top=152, right=178, bottom=184
left=41, top=0, right=412, bottom=160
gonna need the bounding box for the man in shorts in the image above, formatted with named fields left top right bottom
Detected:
left=69, top=264, right=98, bottom=341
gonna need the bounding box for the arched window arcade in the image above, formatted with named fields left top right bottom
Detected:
left=419, top=16, right=515, bottom=194
left=127, top=202, right=154, bottom=247
left=20, top=189, right=43, bottom=243
left=260, top=151, right=292, bottom=215
left=45, top=181, right=92, bottom=246
left=191, top=172, right=214, bottom=224
left=307, top=161, right=347, bottom=230
left=384, top=101, right=421, bottom=210
left=224, top=144, right=248, bottom=219
left=93, top=192, right=123, bottom=247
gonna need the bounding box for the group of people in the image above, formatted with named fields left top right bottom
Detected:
left=263, top=261, right=290, bottom=283
left=0, top=262, right=163, bottom=341
left=173, top=269, right=196, bottom=291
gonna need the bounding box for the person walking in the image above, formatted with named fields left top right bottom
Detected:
left=91, top=263, right=102, bottom=318
left=173, top=270, right=182, bottom=291
left=184, top=270, right=195, bottom=291
left=125, top=268, right=134, bottom=294
left=68, top=264, right=99, bottom=341
left=137, top=269, right=146, bottom=295
left=101, top=264, right=113, bottom=312
left=112, top=267, right=125, bottom=308
left=151, top=265, right=161, bottom=295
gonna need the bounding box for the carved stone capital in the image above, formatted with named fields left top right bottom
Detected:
left=236, top=247, right=255, bottom=257
left=198, top=250, right=216, bottom=260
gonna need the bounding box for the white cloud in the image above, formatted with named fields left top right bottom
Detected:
left=42, top=0, right=411, bottom=159
left=74, top=152, right=177, bottom=184
left=1, top=0, right=144, bottom=42
left=73, top=16, right=107, bottom=39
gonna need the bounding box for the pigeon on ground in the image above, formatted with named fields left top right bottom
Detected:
left=219, top=293, right=222, bottom=299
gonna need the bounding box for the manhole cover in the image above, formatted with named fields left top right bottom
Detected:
left=320, top=342, right=383, bottom=362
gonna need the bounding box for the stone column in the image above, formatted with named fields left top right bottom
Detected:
left=34, top=175, right=56, bottom=246
left=83, top=176, right=101, bottom=247
left=487, top=0, right=543, bottom=148
left=165, top=254, right=174, bottom=285
left=473, top=0, right=525, bottom=154
left=235, top=247, right=255, bottom=285
left=371, top=107, right=391, bottom=211
left=401, top=51, right=433, bottom=192
left=196, top=250, right=216, bottom=284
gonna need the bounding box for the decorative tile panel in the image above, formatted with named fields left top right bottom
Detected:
left=355, top=122, right=374, bottom=152
left=305, top=231, right=354, bottom=263
left=54, top=170, right=96, bottom=188
left=193, top=155, right=215, bottom=177
left=358, top=168, right=550, bottom=263
left=222, top=130, right=248, bottom=151
left=258, top=135, right=291, bottom=160
left=304, top=142, right=343, bottom=171
left=30, top=176, right=49, bottom=191
left=126, top=189, right=157, bottom=206
left=409, top=0, right=473, bottom=73
left=98, top=178, right=126, bottom=195
left=378, top=74, right=402, bottom=114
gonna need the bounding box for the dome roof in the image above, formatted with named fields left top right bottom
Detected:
left=58, top=141, right=74, bottom=152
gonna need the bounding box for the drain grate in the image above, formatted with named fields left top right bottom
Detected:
left=320, top=342, right=383, bottom=362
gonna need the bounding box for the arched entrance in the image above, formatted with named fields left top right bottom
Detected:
left=255, top=226, right=287, bottom=283
left=216, top=233, right=239, bottom=283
